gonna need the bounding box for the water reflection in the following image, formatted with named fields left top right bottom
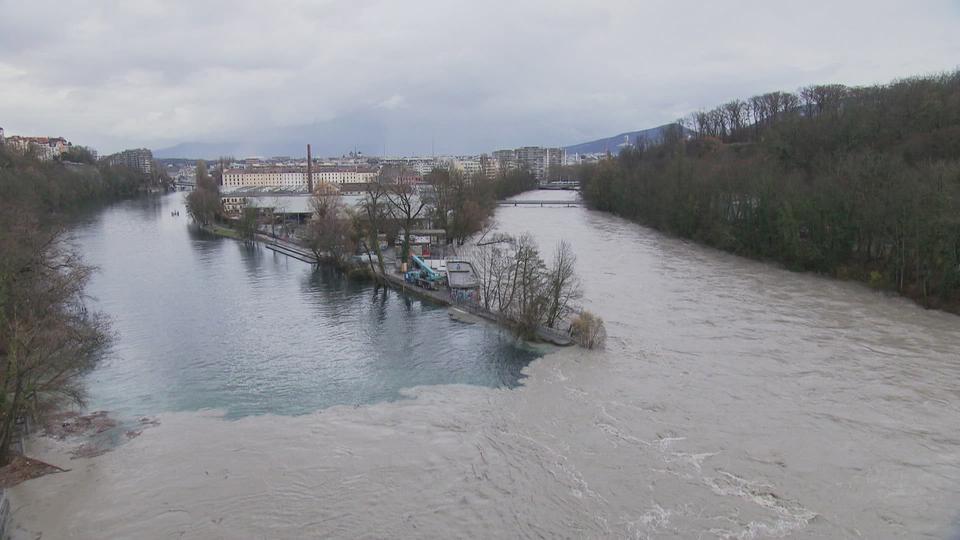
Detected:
left=77, top=193, right=538, bottom=419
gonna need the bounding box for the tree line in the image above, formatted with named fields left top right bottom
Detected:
left=0, top=145, right=158, bottom=213
left=192, top=159, right=603, bottom=345
left=0, top=144, right=162, bottom=464
left=301, top=166, right=538, bottom=272
left=579, top=70, right=960, bottom=312
left=466, top=234, right=603, bottom=346
left=184, top=160, right=221, bottom=227
left=298, top=166, right=606, bottom=343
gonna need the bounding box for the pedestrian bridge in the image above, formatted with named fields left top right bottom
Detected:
left=497, top=199, right=584, bottom=207
left=538, top=181, right=580, bottom=190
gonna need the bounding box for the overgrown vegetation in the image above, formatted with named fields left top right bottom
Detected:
left=302, top=167, right=539, bottom=277
left=580, top=71, right=960, bottom=312
left=0, top=144, right=154, bottom=212
left=57, top=146, right=97, bottom=165
left=0, top=144, right=158, bottom=464
left=570, top=311, right=606, bottom=350
left=301, top=168, right=590, bottom=342
left=468, top=235, right=584, bottom=340
left=304, top=193, right=357, bottom=267
left=427, top=167, right=538, bottom=245
left=236, top=207, right=259, bottom=242
left=184, top=160, right=221, bottom=226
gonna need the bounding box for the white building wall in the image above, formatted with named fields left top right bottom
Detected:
left=222, top=168, right=377, bottom=188
left=280, top=171, right=305, bottom=188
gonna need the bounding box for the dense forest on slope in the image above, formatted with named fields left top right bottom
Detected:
left=580, top=71, right=960, bottom=312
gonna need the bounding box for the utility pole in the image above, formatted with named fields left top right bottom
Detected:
left=306, top=144, right=313, bottom=194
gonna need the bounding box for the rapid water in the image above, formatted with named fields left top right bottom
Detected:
left=9, top=191, right=960, bottom=539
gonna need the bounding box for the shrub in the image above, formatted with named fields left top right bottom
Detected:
left=570, top=310, right=606, bottom=349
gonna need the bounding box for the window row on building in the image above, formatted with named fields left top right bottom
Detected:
left=491, top=146, right=564, bottom=180
left=222, top=167, right=379, bottom=188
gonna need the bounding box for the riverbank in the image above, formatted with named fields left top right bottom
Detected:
left=592, top=201, right=960, bottom=317
left=6, top=191, right=960, bottom=538
left=201, top=219, right=576, bottom=346
left=578, top=73, right=960, bottom=316
left=369, top=261, right=574, bottom=346
left=199, top=222, right=243, bottom=240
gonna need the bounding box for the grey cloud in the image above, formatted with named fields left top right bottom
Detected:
left=1, top=0, right=958, bottom=155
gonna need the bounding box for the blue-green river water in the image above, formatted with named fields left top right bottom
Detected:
left=13, top=190, right=960, bottom=539
left=74, top=193, right=537, bottom=418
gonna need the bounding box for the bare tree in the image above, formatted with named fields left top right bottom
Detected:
left=305, top=193, right=355, bottom=265
left=467, top=233, right=588, bottom=342
left=722, top=100, right=748, bottom=141
left=359, top=181, right=389, bottom=275
left=506, top=234, right=548, bottom=338
left=0, top=208, right=110, bottom=464
left=466, top=232, right=514, bottom=311
left=426, top=167, right=453, bottom=235
left=185, top=160, right=220, bottom=226
left=387, top=182, right=429, bottom=264
left=749, top=95, right=768, bottom=135
left=543, top=240, right=582, bottom=329
left=236, top=207, right=259, bottom=242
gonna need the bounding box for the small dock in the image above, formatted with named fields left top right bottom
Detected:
left=264, top=238, right=318, bottom=264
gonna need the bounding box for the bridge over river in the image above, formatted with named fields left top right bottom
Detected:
left=497, top=199, right=584, bottom=207
left=537, top=180, right=580, bottom=190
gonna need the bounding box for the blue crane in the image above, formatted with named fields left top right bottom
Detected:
left=404, top=255, right=445, bottom=289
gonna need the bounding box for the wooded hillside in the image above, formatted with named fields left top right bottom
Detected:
left=580, top=71, right=960, bottom=311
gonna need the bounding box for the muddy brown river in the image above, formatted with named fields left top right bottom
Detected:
left=9, top=191, right=960, bottom=539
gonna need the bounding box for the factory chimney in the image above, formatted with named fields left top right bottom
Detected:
left=306, top=144, right=313, bottom=193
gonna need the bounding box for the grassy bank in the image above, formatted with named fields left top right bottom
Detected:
left=200, top=223, right=243, bottom=240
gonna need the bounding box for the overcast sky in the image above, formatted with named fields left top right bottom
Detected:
left=1, top=0, right=958, bottom=156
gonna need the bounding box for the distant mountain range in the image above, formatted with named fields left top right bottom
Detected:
left=153, top=120, right=680, bottom=160
left=563, top=123, right=677, bottom=155
left=153, top=120, right=385, bottom=160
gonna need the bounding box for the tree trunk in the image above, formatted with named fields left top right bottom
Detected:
left=0, top=380, right=24, bottom=466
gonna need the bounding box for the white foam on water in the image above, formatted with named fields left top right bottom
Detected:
left=9, top=193, right=960, bottom=539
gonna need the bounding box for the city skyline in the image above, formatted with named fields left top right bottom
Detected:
left=1, top=0, right=959, bottom=155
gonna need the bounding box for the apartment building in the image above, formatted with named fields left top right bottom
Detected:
left=492, top=149, right=517, bottom=173
left=5, top=135, right=72, bottom=161
left=451, top=158, right=482, bottom=177
left=313, top=167, right=379, bottom=185
left=496, top=146, right=565, bottom=180
left=516, top=146, right=545, bottom=179
left=479, top=154, right=498, bottom=179
left=105, top=148, right=154, bottom=174
left=222, top=168, right=295, bottom=188
left=545, top=147, right=564, bottom=179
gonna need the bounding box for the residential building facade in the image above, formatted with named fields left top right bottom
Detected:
left=105, top=148, right=154, bottom=174
left=492, top=149, right=517, bottom=173
left=222, top=166, right=378, bottom=190
left=5, top=135, right=72, bottom=161
left=495, top=146, right=565, bottom=181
